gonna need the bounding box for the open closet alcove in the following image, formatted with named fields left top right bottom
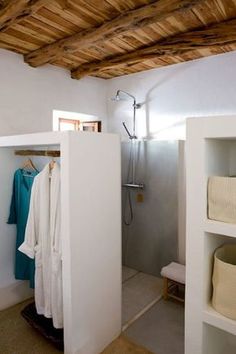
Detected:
left=0, top=131, right=121, bottom=354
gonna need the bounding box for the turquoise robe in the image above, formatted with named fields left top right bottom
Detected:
left=8, top=169, right=38, bottom=288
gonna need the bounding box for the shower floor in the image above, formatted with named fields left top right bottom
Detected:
left=122, top=266, right=163, bottom=330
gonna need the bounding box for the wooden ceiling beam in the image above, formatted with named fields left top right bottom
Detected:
left=71, top=18, right=236, bottom=79
left=0, top=0, right=66, bottom=32
left=24, top=0, right=206, bottom=67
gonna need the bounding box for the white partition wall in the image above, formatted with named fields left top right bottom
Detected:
left=64, top=132, right=122, bottom=354
left=178, top=140, right=186, bottom=265
left=186, top=116, right=236, bottom=354
left=0, top=131, right=121, bottom=354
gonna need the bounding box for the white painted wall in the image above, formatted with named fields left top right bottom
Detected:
left=0, top=49, right=108, bottom=309
left=178, top=141, right=186, bottom=264
left=106, top=51, right=236, bottom=141
left=67, top=132, right=121, bottom=354
left=0, top=147, right=34, bottom=309
left=0, top=49, right=108, bottom=136
left=106, top=50, right=236, bottom=267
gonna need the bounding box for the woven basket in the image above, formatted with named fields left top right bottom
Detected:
left=208, top=176, right=236, bottom=223
left=212, top=244, right=236, bottom=320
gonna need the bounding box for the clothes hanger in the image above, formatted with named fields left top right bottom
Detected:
left=22, top=158, right=38, bottom=172
left=45, top=147, right=56, bottom=173
left=49, top=158, right=56, bottom=174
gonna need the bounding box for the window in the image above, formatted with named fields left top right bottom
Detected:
left=59, top=118, right=102, bottom=132
left=81, top=121, right=102, bottom=132
left=59, top=118, right=80, bottom=131
left=53, top=110, right=102, bottom=133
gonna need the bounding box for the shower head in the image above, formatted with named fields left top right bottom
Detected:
left=111, top=93, right=121, bottom=102
left=111, top=90, right=129, bottom=102
left=111, top=89, right=140, bottom=140
left=111, top=90, right=134, bottom=102
left=111, top=90, right=141, bottom=108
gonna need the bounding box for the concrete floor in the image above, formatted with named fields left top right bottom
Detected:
left=0, top=300, right=61, bottom=354
left=0, top=300, right=154, bottom=354
left=122, top=267, right=163, bottom=327
left=0, top=270, right=184, bottom=354
left=125, top=299, right=185, bottom=354
left=122, top=266, right=138, bottom=282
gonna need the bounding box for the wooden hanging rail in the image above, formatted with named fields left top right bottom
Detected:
left=15, top=150, right=60, bottom=157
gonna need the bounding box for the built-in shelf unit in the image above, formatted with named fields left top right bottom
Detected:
left=186, top=116, right=236, bottom=354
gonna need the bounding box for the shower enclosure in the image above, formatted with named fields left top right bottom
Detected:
left=111, top=90, right=179, bottom=276
left=121, top=140, right=179, bottom=276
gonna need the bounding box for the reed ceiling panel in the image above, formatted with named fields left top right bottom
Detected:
left=0, top=0, right=235, bottom=78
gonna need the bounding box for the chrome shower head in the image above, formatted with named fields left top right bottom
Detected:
left=111, top=89, right=140, bottom=139
left=111, top=93, right=121, bottom=102
left=111, top=90, right=128, bottom=102
left=111, top=90, right=141, bottom=108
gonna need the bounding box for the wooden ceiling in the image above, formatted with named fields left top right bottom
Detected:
left=1, top=0, right=236, bottom=79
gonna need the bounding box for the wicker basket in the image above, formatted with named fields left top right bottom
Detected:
left=212, top=244, right=236, bottom=320
left=208, top=176, right=236, bottom=224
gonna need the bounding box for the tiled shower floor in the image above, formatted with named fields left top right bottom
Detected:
left=122, top=266, right=163, bottom=330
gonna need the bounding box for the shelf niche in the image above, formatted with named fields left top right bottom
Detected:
left=203, top=323, right=236, bottom=354
left=205, top=138, right=236, bottom=177
left=203, top=232, right=236, bottom=310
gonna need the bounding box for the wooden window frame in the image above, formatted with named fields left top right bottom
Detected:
left=58, top=118, right=80, bottom=131
left=81, top=121, right=102, bottom=132
left=58, top=118, right=102, bottom=133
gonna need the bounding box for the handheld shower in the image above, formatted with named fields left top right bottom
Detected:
left=122, top=122, right=133, bottom=140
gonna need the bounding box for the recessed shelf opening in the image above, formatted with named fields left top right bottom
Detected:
left=205, top=139, right=236, bottom=177
left=203, top=232, right=236, bottom=307
left=203, top=323, right=236, bottom=354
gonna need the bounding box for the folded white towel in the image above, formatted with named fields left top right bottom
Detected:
left=161, top=262, right=185, bottom=284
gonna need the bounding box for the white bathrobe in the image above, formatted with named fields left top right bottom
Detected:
left=19, top=162, right=63, bottom=328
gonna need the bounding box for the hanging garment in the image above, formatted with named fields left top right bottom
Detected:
left=8, top=169, right=38, bottom=288
left=19, top=162, right=63, bottom=329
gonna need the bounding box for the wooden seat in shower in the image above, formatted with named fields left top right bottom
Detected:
left=161, top=262, right=186, bottom=303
